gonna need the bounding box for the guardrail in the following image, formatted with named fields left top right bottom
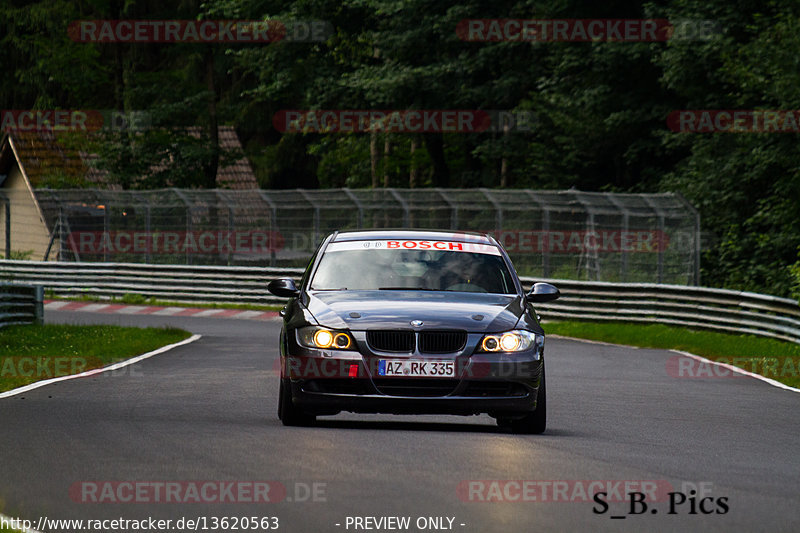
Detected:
left=0, top=282, right=44, bottom=328
left=0, top=260, right=299, bottom=305
left=530, top=279, right=800, bottom=344
left=1, top=260, right=799, bottom=344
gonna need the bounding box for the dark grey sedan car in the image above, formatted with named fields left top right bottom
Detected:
left=268, top=229, right=559, bottom=433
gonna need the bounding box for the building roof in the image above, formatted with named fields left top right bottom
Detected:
left=0, top=126, right=258, bottom=190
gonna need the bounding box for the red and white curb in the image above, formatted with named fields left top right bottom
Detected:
left=44, top=300, right=279, bottom=320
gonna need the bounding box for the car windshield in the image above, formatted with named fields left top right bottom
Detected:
left=310, top=239, right=516, bottom=294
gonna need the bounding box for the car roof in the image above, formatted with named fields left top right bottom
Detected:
left=332, top=229, right=494, bottom=244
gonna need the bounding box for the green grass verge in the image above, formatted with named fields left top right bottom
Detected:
left=45, top=292, right=282, bottom=312
left=544, top=321, right=800, bottom=389
left=1, top=499, right=31, bottom=532
left=0, top=324, right=191, bottom=393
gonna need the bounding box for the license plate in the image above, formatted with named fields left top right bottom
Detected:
left=377, top=360, right=455, bottom=378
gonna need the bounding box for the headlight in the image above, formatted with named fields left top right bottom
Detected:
left=478, top=330, right=539, bottom=352
left=298, top=327, right=354, bottom=350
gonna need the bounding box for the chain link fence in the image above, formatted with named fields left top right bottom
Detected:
left=9, top=188, right=700, bottom=284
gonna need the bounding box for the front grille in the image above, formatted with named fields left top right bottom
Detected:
left=367, top=330, right=415, bottom=353
left=419, top=331, right=467, bottom=353
left=373, top=378, right=460, bottom=397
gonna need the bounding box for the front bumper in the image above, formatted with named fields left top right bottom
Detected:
left=282, top=349, right=543, bottom=417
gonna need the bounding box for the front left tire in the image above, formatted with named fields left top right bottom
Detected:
left=507, top=364, right=546, bottom=434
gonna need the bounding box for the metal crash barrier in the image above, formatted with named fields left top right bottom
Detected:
left=0, top=282, right=44, bottom=328
left=1, top=260, right=799, bottom=343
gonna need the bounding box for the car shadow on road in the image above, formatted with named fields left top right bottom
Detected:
left=308, top=419, right=575, bottom=437
left=313, top=419, right=503, bottom=433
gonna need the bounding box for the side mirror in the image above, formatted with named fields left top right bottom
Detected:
left=525, top=282, right=560, bottom=303
left=268, top=278, right=300, bottom=298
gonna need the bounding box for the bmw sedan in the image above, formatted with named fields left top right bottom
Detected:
left=268, top=230, right=560, bottom=434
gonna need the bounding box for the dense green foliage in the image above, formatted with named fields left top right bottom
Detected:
left=1, top=0, right=798, bottom=296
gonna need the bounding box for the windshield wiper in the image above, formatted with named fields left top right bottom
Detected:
left=311, top=287, right=347, bottom=291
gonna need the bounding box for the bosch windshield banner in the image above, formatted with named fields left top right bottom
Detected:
left=325, top=240, right=502, bottom=255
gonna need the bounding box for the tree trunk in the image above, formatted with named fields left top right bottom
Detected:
left=370, top=130, right=379, bottom=188
left=204, top=48, right=219, bottom=189
left=500, top=122, right=509, bottom=187
left=203, top=48, right=222, bottom=263
left=409, top=138, right=419, bottom=188
left=383, top=137, right=392, bottom=187
left=423, top=133, right=449, bottom=187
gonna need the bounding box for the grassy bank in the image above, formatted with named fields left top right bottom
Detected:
left=544, top=321, right=800, bottom=389
left=0, top=324, right=191, bottom=393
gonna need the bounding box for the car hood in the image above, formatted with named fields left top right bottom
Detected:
left=305, top=290, right=523, bottom=332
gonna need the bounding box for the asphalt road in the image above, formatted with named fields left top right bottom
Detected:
left=1, top=310, right=798, bottom=533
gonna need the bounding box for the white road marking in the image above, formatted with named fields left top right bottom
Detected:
left=192, top=309, right=226, bottom=317
left=79, top=303, right=110, bottom=312
left=114, top=305, right=148, bottom=314
left=0, top=334, right=202, bottom=399
left=672, top=349, right=800, bottom=394
left=151, top=307, right=185, bottom=315
left=230, top=310, right=264, bottom=319
left=551, top=334, right=800, bottom=393
left=43, top=301, right=71, bottom=309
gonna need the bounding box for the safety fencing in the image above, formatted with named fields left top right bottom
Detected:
left=1, top=260, right=798, bottom=344
left=0, top=282, right=44, bottom=328
left=14, top=188, right=701, bottom=285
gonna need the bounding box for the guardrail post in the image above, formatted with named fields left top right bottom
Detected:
left=2, top=194, right=10, bottom=259
left=34, top=285, right=44, bottom=325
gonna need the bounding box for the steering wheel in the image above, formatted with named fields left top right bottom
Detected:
left=444, top=283, right=487, bottom=293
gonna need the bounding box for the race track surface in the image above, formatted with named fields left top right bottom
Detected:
left=1, top=310, right=798, bottom=532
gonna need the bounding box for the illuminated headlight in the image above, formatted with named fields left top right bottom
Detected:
left=298, top=327, right=354, bottom=350
left=478, top=330, right=539, bottom=352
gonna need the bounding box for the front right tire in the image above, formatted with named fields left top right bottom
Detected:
left=278, top=378, right=315, bottom=426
